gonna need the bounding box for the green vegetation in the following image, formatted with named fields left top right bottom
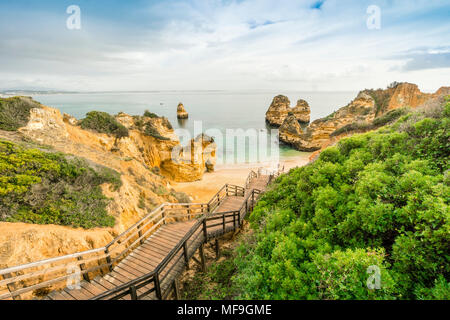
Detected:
left=143, top=110, right=159, bottom=118
left=170, top=190, right=191, bottom=203
left=231, top=99, right=450, bottom=299
left=331, top=108, right=410, bottom=137
left=372, top=107, right=409, bottom=127
left=330, top=121, right=373, bottom=137
left=0, top=139, right=121, bottom=228
left=0, top=96, right=41, bottom=131
left=144, top=123, right=170, bottom=140
left=182, top=249, right=238, bottom=300
left=79, top=111, right=129, bottom=139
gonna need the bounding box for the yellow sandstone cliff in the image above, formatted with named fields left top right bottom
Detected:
left=0, top=102, right=216, bottom=270
left=279, top=83, right=450, bottom=152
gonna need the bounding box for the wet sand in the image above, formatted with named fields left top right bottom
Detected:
left=173, top=154, right=312, bottom=202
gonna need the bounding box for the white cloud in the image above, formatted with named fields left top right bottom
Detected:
left=0, top=0, right=449, bottom=92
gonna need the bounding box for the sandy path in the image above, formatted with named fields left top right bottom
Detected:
left=173, top=155, right=311, bottom=202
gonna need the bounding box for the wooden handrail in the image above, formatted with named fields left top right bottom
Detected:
left=91, top=187, right=264, bottom=300
left=1, top=166, right=281, bottom=300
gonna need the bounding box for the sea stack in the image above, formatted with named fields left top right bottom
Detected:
left=177, top=103, right=189, bottom=119
left=265, top=95, right=311, bottom=127
left=291, top=99, right=310, bottom=123
left=265, top=95, right=291, bottom=127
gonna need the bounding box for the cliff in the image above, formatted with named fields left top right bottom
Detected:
left=280, top=83, right=450, bottom=151
left=0, top=98, right=216, bottom=272
left=265, top=95, right=310, bottom=126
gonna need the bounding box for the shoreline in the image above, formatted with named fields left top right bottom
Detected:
left=173, top=154, right=312, bottom=202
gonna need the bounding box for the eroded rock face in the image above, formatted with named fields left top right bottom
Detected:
left=265, top=95, right=311, bottom=127
left=177, top=103, right=189, bottom=119
left=161, top=133, right=216, bottom=181
left=0, top=102, right=218, bottom=284
left=279, top=83, right=450, bottom=152
left=292, top=99, right=311, bottom=123
left=279, top=114, right=304, bottom=147
left=265, top=95, right=292, bottom=126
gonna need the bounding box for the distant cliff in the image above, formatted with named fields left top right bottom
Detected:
left=0, top=96, right=216, bottom=273
left=278, top=82, right=450, bottom=152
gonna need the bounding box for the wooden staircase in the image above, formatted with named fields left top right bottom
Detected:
left=0, top=167, right=281, bottom=301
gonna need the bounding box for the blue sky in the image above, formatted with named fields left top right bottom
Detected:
left=0, top=0, right=449, bottom=92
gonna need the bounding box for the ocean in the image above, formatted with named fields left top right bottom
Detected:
left=31, top=91, right=357, bottom=165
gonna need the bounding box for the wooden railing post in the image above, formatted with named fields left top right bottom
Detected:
left=104, top=248, right=113, bottom=272
left=202, top=219, right=207, bottom=241
left=252, top=191, right=255, bottom=209
left=187, top=205, right=191, bottom=220
left=173, top=279, right=180, bottom=300
left=77, top=256, right=90, bottom=282
left=162, top=209, right=166, bottom=225
left=183, top=241, right=190, bottom=270
left=138, top=223, right=144, bottom=245
left=222, top=214, right=226, bottom=234
left=130, top=285, right=138, bottom=300
left=154, top=273, right=162, bottom=300
left=215, top=239, right=220, bottom=260
left=199, top=244, right=206, bottom=272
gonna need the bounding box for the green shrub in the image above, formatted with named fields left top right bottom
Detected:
left=0, top=96, right=41, bottom=131
left=170, top=191, right=191, bottom=203
left=232, top=100, right=450, bottom=300
left=330, top=122, right=373, bottom=137
left=79, top=111, right=129, bottom=139
left=144, top=123, right=170, bottom=140
left=372, top=108, right=409, bottom=127
left=143, top=110, right=159, bottom=118
left=0, top=139, right=121, bottom=228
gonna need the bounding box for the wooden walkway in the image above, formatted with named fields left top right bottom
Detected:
left=0, top=170, right=275, bottom=301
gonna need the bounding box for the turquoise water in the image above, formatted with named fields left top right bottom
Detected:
left=31, top=91, right=356, bottom=164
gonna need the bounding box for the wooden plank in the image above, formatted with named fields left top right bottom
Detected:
left=63, top=285, right=93, bottom=300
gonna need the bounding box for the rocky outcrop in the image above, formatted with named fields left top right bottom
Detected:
left=291, top=99, right=311, bottom=123
left=279, top=114, right=304, bottom=147
left=280, top=83, right=450, bottom=152
left=265, top=95, right=292, bottom=126
left=265, top=95, right=311, bottom=127
left=161, top=134, right=216, bottom=181
left=0, top=101, right=217, bottom=276
left=177, top=103, right=189, bottom=119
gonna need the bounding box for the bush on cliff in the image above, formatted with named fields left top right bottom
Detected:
left=144, top=123, right=170, bottom=140
left=233, top=99, right=450, bottom=300
left=0, top=96, right=41, bottom=131
left=79, top=111, right=129, bottom=139
left=0, top=139, right=121, bottom=228
left=143, top=110, right=159, bottom=118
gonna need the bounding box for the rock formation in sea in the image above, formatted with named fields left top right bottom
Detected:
left=0, top=98, right=216, bottom=273
left=279, top=82, right=450, bottom=152
left=177, top=102, right=189, bottom=119
left=291, top=99, right=311, bottom=123
left=265, top=95, right=311, bottom=126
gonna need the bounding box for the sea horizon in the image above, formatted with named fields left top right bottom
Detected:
left=29, top=90, right=357, bottom=164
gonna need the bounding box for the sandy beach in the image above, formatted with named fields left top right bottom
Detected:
left=173, top=154, right=312, bottom=202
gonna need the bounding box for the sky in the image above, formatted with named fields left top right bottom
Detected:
left=0, top=0, right=449, bottom=92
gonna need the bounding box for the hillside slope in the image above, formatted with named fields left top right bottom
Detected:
left=232, top=98, right=449, bottom=300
